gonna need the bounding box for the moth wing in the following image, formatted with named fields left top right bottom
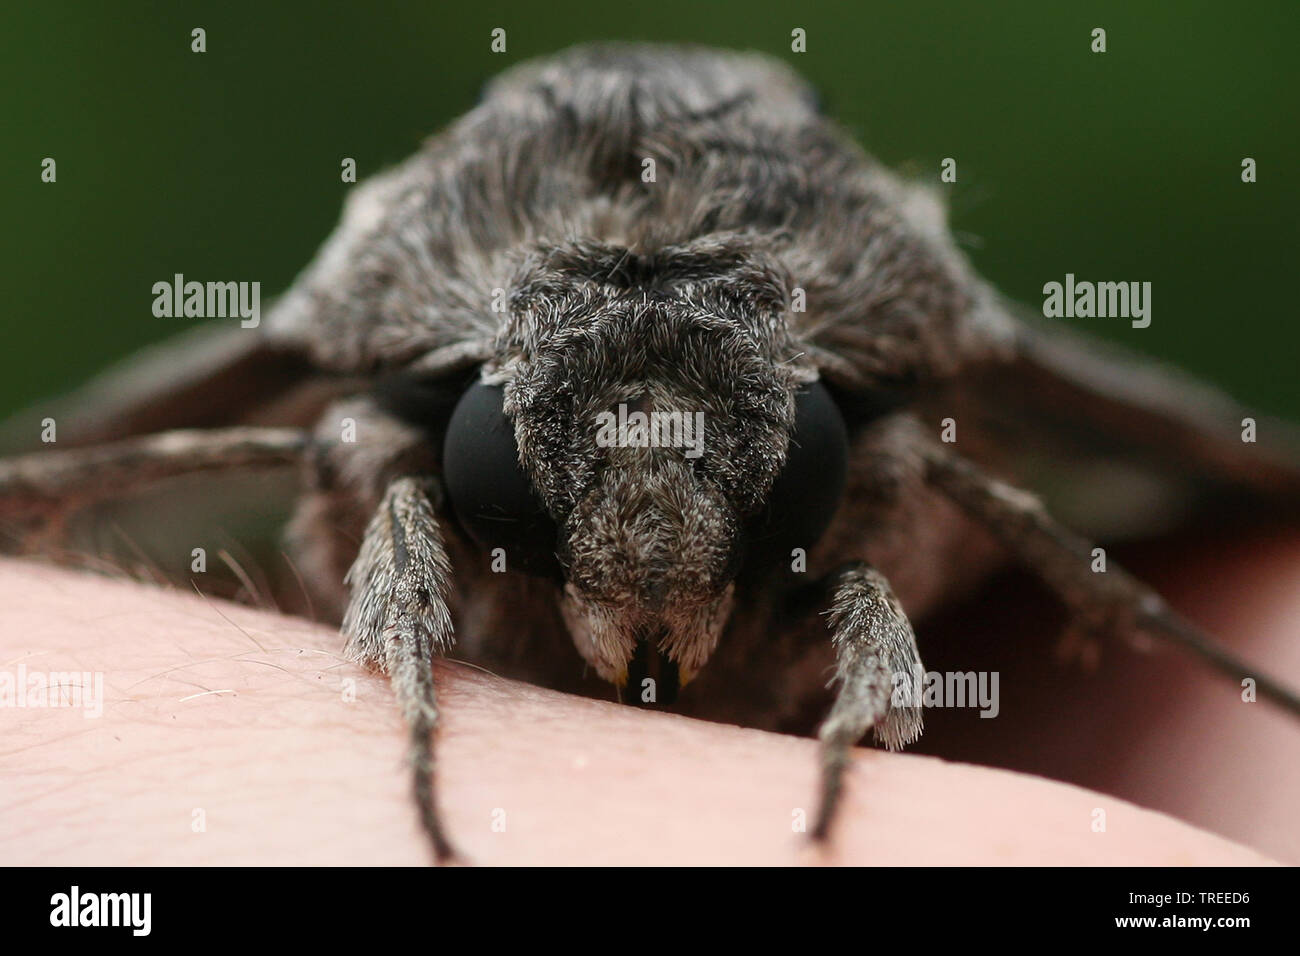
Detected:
left=919, top=303, right=1300, bottom=540
left=0, top=149, right=504, bottom=453
left=0, top=318, right=353, bottom=453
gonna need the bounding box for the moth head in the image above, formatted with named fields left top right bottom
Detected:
left=441, top=239, right=849, bottom=697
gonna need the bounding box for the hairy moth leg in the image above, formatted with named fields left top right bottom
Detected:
left=0, top=427, right=306, bottom=548
left=344, top=475, right=458, bottom=862
left=917, top=435, right=1300, bottom=719
left=813, top=563, right=924, bottom=841
left=308, top=397, right=460, bottom=862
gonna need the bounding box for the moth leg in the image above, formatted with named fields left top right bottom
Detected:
left=313, top=395, right=460, bottom=863
left=916, top=433, right=1300, bottom=718
left=343, top=474, right=458, bottom=862
left=0, top=427, right=306, bottom=547
left=813, top=562, right=924, bottom=841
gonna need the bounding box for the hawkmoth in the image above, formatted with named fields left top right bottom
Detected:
left=3, top=43, right=1298, bottom=863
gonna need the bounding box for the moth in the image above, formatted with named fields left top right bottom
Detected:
left=3, top=43, right=1299, bottom=863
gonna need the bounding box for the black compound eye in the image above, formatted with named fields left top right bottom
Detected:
left=742, top=381, right=849, bottom=572
left=442, top=382, right=561, bottom=579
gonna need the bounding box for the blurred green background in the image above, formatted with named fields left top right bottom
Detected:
left=2, top=0, right=1296, bottom=418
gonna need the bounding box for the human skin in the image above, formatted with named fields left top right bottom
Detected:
left=1, top=529, right=1297, bottom=866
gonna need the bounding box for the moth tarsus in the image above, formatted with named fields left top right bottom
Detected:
left=5, top=43, right=1299, bottom=863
